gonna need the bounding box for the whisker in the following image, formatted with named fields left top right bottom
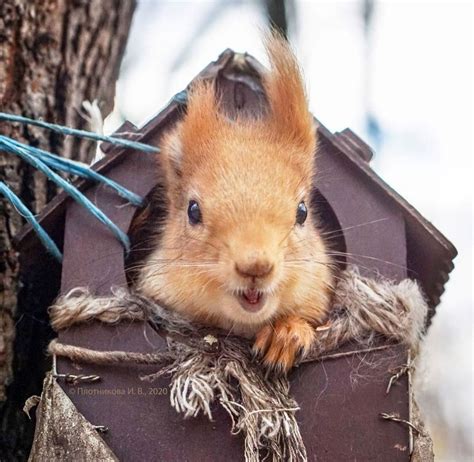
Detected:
left=184, top=235, right=220, bottom=253
left=325, top=251, right=408, bottom=271
left=321, top=218, right=390, bottom=237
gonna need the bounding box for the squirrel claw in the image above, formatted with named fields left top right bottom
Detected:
left=253, top=316, right=315, bottom=374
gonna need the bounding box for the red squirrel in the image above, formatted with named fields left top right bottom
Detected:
left=134, top=34, right=334, bottom=372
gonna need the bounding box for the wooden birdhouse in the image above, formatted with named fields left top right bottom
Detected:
left=17, top=49, right=456, bottom=461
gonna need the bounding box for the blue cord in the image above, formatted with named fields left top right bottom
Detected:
left=0, top=112, right=160, bottom=153
left=0, top=136, right=143, bottom=207
left=1, top=137, right=131, bottom=254
left=0, top=182, right=62, bottom=262
left=0, top=110, right=169, bottom=258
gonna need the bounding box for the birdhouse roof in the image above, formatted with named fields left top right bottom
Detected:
left=15, top=49, right=456, bottom=313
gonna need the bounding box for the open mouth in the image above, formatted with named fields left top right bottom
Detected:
left=237, top=288, right=266, bottom=313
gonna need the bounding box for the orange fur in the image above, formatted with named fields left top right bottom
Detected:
left=137, top=33, right=334, bottom=372
left=254, top=316, right=315, bottom=372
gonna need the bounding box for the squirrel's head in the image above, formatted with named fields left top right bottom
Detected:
left=137, top=34, right=333, bottom=332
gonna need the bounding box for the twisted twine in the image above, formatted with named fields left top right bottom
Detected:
left=48, top=269, right=429, bottom=462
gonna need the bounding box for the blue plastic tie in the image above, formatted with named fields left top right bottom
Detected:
left=0, top=112, right=160, bottom=153
left=0, top=136, right=143, bottom=206
left=0, top=182, right=62, bottom=262
left=1, top=137, right=131, bottom=254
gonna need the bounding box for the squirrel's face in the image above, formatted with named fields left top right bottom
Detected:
left=137, top=37, right=333, bottom=333
left=167, top=133, right=323, bottom=327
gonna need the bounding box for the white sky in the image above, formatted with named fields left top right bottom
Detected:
left=105, top=1, right=473, bottom=458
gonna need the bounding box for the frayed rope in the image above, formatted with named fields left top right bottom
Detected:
left=48, top=269, right=429, bottom=462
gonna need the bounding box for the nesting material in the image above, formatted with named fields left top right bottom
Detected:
left=47, top=269, right=430, bottom=461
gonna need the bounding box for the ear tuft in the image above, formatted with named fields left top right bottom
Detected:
left=163, top=127, right=183, bottom=174
left=180, top=80, right=221, bottom=151
left=159, top=81, right=222, bottom=206
left=263, top=31, right=315, bottom=153
left=158, top=125, right=184, bottom=206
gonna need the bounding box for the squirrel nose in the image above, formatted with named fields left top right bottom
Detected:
left=235, top=260, right=274, bottom=279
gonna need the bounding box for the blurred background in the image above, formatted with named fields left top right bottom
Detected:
left=104, top=1, right=473, bottom=460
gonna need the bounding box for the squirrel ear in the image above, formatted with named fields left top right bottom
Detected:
left=159, top=126, right=185, bottom=206
left=159, top=81, right=221, bottom=205
left=162, top=128, right=183, bottom=175
left=263, top=32, right=316, bottom=154
left=180, top=80, right=221, bottom=154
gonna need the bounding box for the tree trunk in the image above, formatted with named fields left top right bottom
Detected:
left=0, top=1, right=135, bottom=459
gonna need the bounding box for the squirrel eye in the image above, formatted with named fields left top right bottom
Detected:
left=187, top=200, right=202, bottom=225
left=296, top=201, right=307, bottom=225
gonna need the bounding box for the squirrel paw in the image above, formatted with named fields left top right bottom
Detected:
left=253, top=315, right=315, bottom=373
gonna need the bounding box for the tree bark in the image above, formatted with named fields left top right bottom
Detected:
left=0, top=1, right=135, bottom=459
